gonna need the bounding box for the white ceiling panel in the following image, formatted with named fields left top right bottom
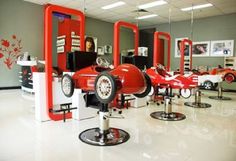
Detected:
left=170, top=0, right=198, bottom=8
left=177, top=0, right=209, bottom=5
left=23, top=0, right=236, bottom=27
left=64, top=1, right=84, bottom=11
left=195, top=7, right=222, bottom=14
left=208, top=0, right=236, bottom=5
left=141, top=2, right=169, bottom=12
left=110, top=5, right=137, bottom=14
left=24, top=0, right=50, bottom=5
left=123, top=0, right=155, bottom=6
left=49, top=0, right=73, bottom=5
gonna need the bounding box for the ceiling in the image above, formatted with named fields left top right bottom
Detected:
left=24, top=0, right=236, bottom=27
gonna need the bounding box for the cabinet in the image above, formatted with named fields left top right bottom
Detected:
left=17, top=61, right=37, bottom=93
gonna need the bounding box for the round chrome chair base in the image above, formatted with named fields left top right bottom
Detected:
left=208, top=96, right=231, bottom=100
left=184, top=102, right=211, bottom=108
left=150, top=111, right=186, bottom=121
left=79, top=127, right=130, bottom=146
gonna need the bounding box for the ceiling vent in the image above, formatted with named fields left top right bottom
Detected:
left=132, top=9, right=148, bottom=13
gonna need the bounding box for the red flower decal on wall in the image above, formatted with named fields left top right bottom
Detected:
left=4, top=58, right=13, bottom=69
left=14, top=48, right=18, bottom=52
left=0, top=53, right=3, bottom=59
left=0, top=35, right=22, bottom=69
left=1, top=39, right=10, bottom=48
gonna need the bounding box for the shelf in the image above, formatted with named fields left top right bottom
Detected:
left=17, top=61, right=37, bottom=66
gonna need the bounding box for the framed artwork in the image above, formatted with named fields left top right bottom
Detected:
left=85, top=36, right=98, bottom=52
left=192, top=41, right=210, bottom=57
left=104, top=45, right=112, bottom=54
left=97, top=46, right=104, bottom=55
left=138, top=47, right=148, bottom=56
left=125, top=47, right=148, bottom=56
left=210, top=40, right=234, bottom=57
left=175, top=37, right=188, bottom=57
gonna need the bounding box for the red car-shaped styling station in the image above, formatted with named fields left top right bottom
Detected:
left=62, top=57, right=150, bottom=104
left=147, top=32, right=197, bottom=122
left=146, top=32, right=197, bottom=99
left=62, top=57, right=150, bottom=103
left=146, top=64, right=198, bottom=98
left=44, top=6, right=149, bottom=146
left=208, top=66, right=236, bottom=84
left=61, top=56, right=151, bottom=146
left=60, top=20, right=152, bottom=147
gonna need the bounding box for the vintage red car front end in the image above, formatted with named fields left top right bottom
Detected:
left=109, top=64, right=146, bottom=94
left=72, top=66, right=108, bottom=91
left=62, top=63, right=150, bottom=104
left=72, top=64, right=146, bottom=94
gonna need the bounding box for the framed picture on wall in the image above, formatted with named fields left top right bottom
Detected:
left=104, top=45, right=112, bottom=54
left=210, top=40, right=234, bottom=57
left=138, top=47, right=148, bottom=56
left=97, top=46, right=104, bottom=55
left=192, top=41, right=210, bottom=57
left=85, top=36, right=98, bottom=52
left=175, top=37, right=188, bottom=57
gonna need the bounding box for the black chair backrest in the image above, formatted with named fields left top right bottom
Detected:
left=66, top=51, right=97, bottom=71
left=122, top=55, right=147, bottom=70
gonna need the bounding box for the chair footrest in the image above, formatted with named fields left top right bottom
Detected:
left=117, top=98, right=135, bottom=102
left=60, top=103, right=72, bottom=106
left=50, top=107, right=77, bottom=113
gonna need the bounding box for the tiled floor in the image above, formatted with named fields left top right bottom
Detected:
left=0, top=89, right=236, bottom=161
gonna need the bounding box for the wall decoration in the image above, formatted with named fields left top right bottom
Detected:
left=85, top=36, right=98, bottom=52
left=93, top=37, right=98, bottom=52
left=192, top=41, right=210, bottom=57
left=124, top=47, right=148, bottom=56
left=138, top=47, right=148, bottom=56
left=97, top=46, right=104, bottom=55
left=104, top=45, right=112, bottom=54
left=210, top=40, right=234, bottom=57
left=175, top=37, right=188, bottom=57
left=0, top=35, right=23, bottom=69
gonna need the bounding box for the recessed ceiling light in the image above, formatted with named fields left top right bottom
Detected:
left=181, top=3, right=213, bottom=11
left=138, top=0, right=167, bottom=9
left=135, top=14, right=158, bottom=20
left=102, top=1, right=126, bottom=10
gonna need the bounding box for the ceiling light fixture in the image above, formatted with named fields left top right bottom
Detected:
left=181, top=3, right=213, bottom=11
left=102, top=1, right=126, bottom=10
left=138, top=0, right=167, bottom=9
left=135, top=14, right=158, bottom=20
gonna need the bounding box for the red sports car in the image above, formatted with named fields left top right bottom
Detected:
left=208, top=66, right=236, bottom=83
left=146, top=64, right=198, bottom=98
left=61, top=57, right=151, bottom=104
